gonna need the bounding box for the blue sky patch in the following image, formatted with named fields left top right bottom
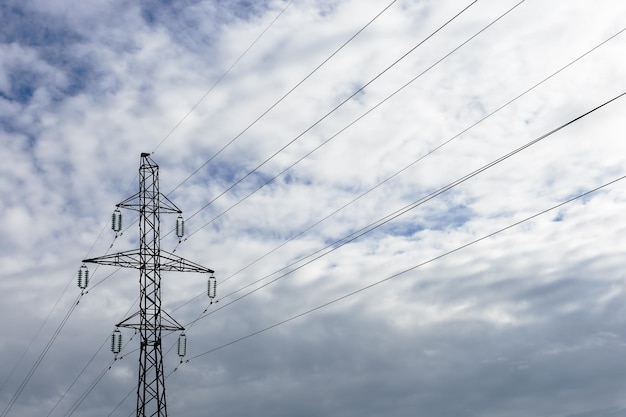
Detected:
left=0, top=3, right=96, bottom=102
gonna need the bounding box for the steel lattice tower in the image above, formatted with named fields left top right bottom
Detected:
left=84, top=153, right=214, bottom=417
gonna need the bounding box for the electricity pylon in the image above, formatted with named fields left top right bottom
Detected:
left=84, top=153, right=214, bottom=417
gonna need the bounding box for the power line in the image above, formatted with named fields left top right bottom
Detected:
left=184, top=89, right=626, bottom=328
left=162, top=0, right=485, bottom=250
left=0, top=294, right=82, bottom=417
left=0, top=234, right=115, bottom=398
left=0, top=157, right=143, bottom=412
left=165, top=24, right=626, bottom=317
left=63, top=346, right=140, bottom=417
left=1, top=231, right=127, bottom=416
left=44, top=296, right=139, bottom=417
left=215, top=25, right=626, bottom=285
left=186, top=173, right=626, bottom=361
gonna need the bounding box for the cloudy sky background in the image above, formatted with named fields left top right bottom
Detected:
left=1, top=0, right=626, bottom=416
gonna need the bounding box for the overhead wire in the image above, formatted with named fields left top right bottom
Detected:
left=170, top=0, right=518, bottom=244
left=205, top=24, right=626, bottom=288
left=0, top=223, right=114, bottom=399
left=45, top=296, right=139, bottom=417
left=0, top=141, right=143, bottom=412
left=63, top=346, right=141, bottom=417
left=165, top=0, right=599, bottom=318
left=0, top=235, right=122, bottom=417
left=92, top=6, right=622, bottom=414
left=185, top=173, right=626, bottom=361
left=75, top=0, right=297, bottom=260
left=2, top=206, right=133, bottom=416
left=0, top=292, right=82, bottom=417
left=161, top=0, right=509, bottom=316
left=113, top=86, right=626, bottom=416
left=182, top=89, right=626, bottom=327
left=105, top=0, right=403, bottom=254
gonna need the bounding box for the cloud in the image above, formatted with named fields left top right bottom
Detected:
left=1, top=0, right=626, bottom=416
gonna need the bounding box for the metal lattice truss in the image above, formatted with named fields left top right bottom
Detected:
left=83, top=153, right=214, bottom=417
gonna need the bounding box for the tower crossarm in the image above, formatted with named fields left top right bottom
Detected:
left=83, top=250, right=143, bottom=269
left=117, top=192, right=182, bottom=214
left=83, top=250, right=214, bottom=274
left=160, top=251, right=214, bottom=274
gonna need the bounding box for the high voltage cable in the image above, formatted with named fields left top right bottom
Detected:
left=170, top=0, right=518, bottom=244
left=37, top=1, right=314, bottom=402
left=151, top=0, right=296, bottom=154
left=174, top=0, right=481, bottom=223
left=45, top=296, right=139, bottom=417
left=185, top=173, right=626, bottom=361
left=183, top=90, right=626, bottom=328
left=118, top=0, right=403, bottom=245
left=207, top=25, right=626, bottom=287
left=79, top=63, right=625, bottom=417
left=0, top=152, right=142, bottom=413
left=166, top=0, right=404, bottom=197
left=107, top=387, right=134, bottom=417
left=64, top=347, right=140, bottom=417
left=0, top=231, right=115, bottom=399
left=0, top=262, right=118, bottom=417
left=0, top=233, right=124, bottom=416
left=0, top=293, right=82, bottom=417
left=76, top=0, right=297, bottom=256
left=165, top=25, right=626, bottom=315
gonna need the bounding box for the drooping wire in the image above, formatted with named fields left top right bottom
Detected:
left=0, top=211, right=131, bottom=417
left=0, top=230, right=112, bottom=399
left=164, top=24, right=626, bottom=315
left=184, top=173, right=626, bottom=361
left=44, top=296, right=139, bottom=417
left=0, top=293, right=82, bottom=417
left=162, top=0, right=621, bottom=327
left=0, top=148, right=141, bottom=409
left=166, top=0, right=404, bottom=197
left=208, top=25, right=626, bottom=288
left=165, top=0, right=483, bottom=247
left=63, top=346, right=141, bottom=417
left=152, top=0, right=296, bottom=155
left=182, top=89, right=626, bottom=327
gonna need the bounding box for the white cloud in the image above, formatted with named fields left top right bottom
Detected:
left=2, top=0, right=626, bottom=416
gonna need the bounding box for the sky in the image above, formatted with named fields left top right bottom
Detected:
left=1, top=0, right=626, bottom=416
